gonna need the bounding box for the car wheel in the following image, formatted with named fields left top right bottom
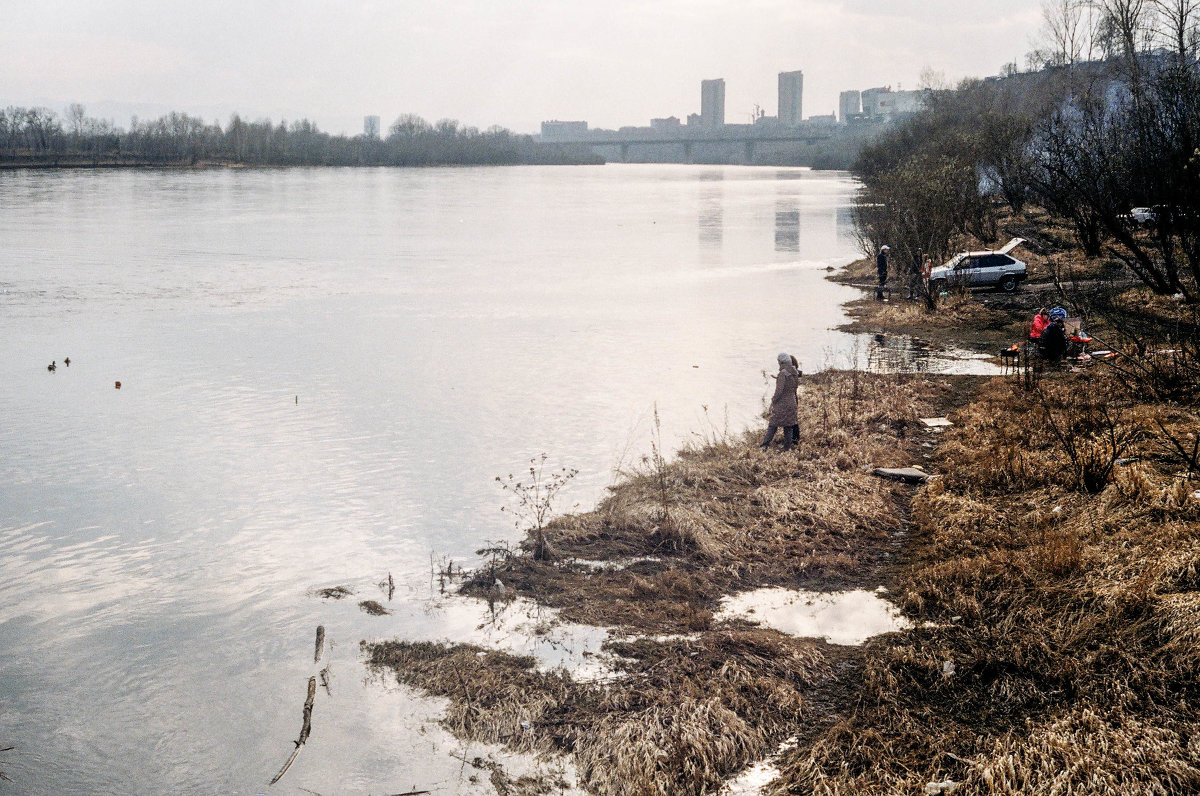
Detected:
left=930, top=279, right=947, bottom=294
left=999, top=275, right=1018, bottom=292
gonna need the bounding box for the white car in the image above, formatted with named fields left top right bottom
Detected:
left=928, top=238, right=1027, bottom=293
left=1121, top=207, right=1158, bottom=227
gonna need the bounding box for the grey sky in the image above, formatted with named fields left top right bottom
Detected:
left=1, top=1, right=1044, bottom=135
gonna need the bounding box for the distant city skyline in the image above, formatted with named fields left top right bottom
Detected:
left=0, top=1, right=1045, bottom=135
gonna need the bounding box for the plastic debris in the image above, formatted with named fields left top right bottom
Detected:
left=924, top=780, right=960, bottom=795
left=942, top=660, right=956, bottom=678
left=873, top=467, right=932, bottom=484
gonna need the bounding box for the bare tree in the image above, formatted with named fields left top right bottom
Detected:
left=1149, top=0, right=1200, bottom=63
left=1095, top=0, right=1153, bottom=64
left=66, top=103, right=86, bottom=144
left=1041, top=0, right=1091, bottom=64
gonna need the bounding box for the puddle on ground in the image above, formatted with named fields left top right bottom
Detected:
left=715, top=588, right=911, bottom=646
left=382, top=592, right=618, bottom=681
left=859, top=333, right=1001, bottom=375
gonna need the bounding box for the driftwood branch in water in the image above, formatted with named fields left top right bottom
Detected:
left=314, top=625, right=325, bottom=664
left=269, top=676, right=317, bottom=785
left=319, top=665, right=331, bottom=695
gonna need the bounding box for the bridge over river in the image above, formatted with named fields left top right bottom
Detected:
left=541, top=128, right=834, bottom=164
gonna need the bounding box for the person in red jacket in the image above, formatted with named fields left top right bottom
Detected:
left=1028, top=308, right=1049, bottom=343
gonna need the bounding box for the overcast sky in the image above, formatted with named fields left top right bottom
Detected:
left=1, top=0, right=1045, bottom=135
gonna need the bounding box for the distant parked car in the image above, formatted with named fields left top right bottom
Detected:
left=1119, top=207, right=1158, bottom=228
left=928, top=238, right=1027, bottom=293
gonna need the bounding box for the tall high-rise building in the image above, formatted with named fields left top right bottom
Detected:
left=839, top=90, right=862, bottom=122
left=364, top=115, right=381, bottom=139
left=778, top=70, right=804, bottom=126
left=700, top=79, right=725, bottom=129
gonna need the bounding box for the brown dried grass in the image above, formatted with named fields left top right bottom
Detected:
left=367, top=366, right=1200, bottom=795
left=459, top=372, right=950, bottom=633
left=366, top=629, right=831, bottom=796
left=767, top=368, right=1200, bottom=795
left=366, top=370, right=956, bottom=793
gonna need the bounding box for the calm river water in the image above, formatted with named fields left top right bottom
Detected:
left=0, top=165, right=935, bottom=794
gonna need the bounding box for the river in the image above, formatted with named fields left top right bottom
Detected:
left=1, top=164, right=916, bottom=794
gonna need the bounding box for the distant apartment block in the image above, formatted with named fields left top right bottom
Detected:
left=778, top=70, right=804, bottom=126
left=363, top=115, right=381, bottom=139
left=700, top=79, right=726, bottom=129
left=838, top=90, right=862, bottom=122
left=541, top=120, right=589, bottom=139
left=651, top=116, right=682, bottom=133
left=861, top=87, right=925, bottom=119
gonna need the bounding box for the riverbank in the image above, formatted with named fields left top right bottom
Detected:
left=366, top=371, right=978, bottom=795
left=365, top=232, right=1200, bottom=793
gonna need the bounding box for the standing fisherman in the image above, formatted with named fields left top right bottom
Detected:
left=876, top=245, right=890, bottom=299
left=761, top=353, right=801, bottom=452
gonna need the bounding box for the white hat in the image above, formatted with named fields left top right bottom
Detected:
left=880, top=245, right=890, bottom=252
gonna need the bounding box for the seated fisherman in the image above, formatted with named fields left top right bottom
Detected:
left=1028, top=307, right=1049, bottom=343
left=1039, top=307, right=1069, bottom=361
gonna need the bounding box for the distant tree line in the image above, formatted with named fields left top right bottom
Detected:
left=854, top=0, right=1200, bottom=304
left=0, top=105, right=601, bottom=168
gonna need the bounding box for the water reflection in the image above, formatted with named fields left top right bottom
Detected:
left=716, top=587, right=910, bottom=646
left=698, top=170, right=724, bottom=251
left=836, top=205, right=858, bottom=244
left=0, top=165, right=868, bottom=793
left=774, top=202, right=800, bottom=253
left=863, top=333, right=1000, bottom=375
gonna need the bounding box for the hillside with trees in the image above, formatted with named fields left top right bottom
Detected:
left=854, top=0, right=1199, bottom=303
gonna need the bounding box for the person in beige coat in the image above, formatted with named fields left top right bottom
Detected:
left=761, top=352, right=800, bottom=451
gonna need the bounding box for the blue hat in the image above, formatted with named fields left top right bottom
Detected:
left=1049, top=307, right=1067, bottom=321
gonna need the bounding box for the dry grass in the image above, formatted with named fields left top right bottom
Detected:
left=365, top=370, right=961, bottom=794
left=366, top=629, right=832, bottom=796
left=365, top=359, right=1200, bottom=796
left=455, top=371, right=956, bottom=633
left=766, top=368, right=1200, bottom=795
left=358, top=599, right=390, bottom=616
left=840, top=289, right=1016, bottom=347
